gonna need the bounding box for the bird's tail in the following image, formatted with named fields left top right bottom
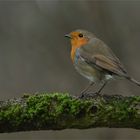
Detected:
left=126, top=76, right=140, bottom=86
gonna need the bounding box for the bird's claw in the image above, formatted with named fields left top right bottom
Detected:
left=78, top=92, right=101, bottom=99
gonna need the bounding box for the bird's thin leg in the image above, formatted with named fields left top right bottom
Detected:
left=96, top=81, right=108, bottom=95
left=79, top=82, right=94, bottom=98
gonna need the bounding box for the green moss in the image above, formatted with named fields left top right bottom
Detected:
left=0, top=93, right=140, bottom=132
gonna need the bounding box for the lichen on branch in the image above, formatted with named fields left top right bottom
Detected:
left=0, top=93, right=140, bottom=133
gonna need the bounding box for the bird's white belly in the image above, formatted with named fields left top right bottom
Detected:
left=105, top=74, right=113, bottom=80
left=74, top=60, right=102, bottom=82
left=75, top=63, right=113, bottom=82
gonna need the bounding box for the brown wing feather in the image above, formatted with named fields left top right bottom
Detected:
left=94, top=54, right=127, bottom=76
left=79, top=48, right=128, bottom=77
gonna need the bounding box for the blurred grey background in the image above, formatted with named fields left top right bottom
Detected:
left=0, top=0, right=140, bottom=140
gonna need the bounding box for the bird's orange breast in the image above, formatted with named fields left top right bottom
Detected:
left=70, top=38, right=88, bottom=62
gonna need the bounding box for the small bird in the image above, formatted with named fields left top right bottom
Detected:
left=65, top=29, right=140, bottom=97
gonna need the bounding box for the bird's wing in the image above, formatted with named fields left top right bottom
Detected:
left=78, top=44, right=128, bottom=77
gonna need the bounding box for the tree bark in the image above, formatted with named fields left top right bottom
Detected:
left=0, top=93, right=140, bottom=133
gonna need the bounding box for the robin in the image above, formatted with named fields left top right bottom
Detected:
left=65, top=29, right=140, bottom=97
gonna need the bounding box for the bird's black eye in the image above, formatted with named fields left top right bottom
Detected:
left=78, top=33, right=83, bottom=38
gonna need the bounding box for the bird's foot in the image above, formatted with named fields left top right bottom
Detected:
left=78, top=91, right=101, bottom=99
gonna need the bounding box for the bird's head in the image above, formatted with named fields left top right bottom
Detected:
left=65, top=29, right=95, bottom=48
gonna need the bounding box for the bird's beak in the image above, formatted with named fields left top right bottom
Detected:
left=65, top=34, right=72, bottom=39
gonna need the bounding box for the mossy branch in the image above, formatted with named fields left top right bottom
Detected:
left=0, top=93, right=140, bottom=133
